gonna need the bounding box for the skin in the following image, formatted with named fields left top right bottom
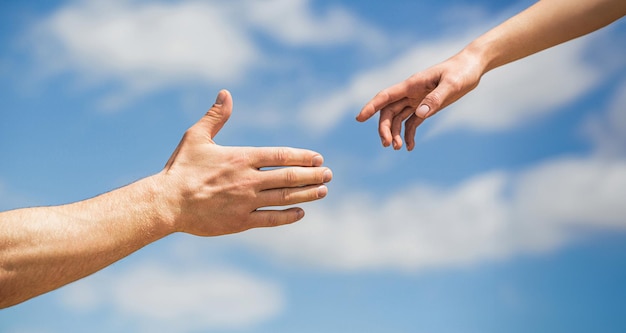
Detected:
left=0, top=90, right=333, bottom=308
left=357, top=0, right=626, bottom=151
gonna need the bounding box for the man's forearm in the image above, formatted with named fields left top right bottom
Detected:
left=0, top=175, right=172, bottom=308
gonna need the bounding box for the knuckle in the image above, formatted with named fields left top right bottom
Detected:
left=406, top=116, right=418, bottom=128
left=284, top=168, right=298, bottom=183
left=265, top=213, right=283, bottom=227
left=444, top=76, right=464, bottom=91
left=274, top=148, right=290, bottom=165
left=317, top=169, right=327, bottom=184
left=391, top=118, right=402, bottom=132
left=239, top=150, right=252, bottom=165
left=377, top=90, right=391, bottom=103
left=423, top=91, right=443, bottom=108
left=424, top=78, right=439, bottom=91
left=388, top=104, right=403, bottom=115
left=232, top=218, right=248, bottom=232
left=224, top=148, right=249, bottom=167
left=279, top=188, right=292, bottom=203
left=378, top=125, right=388, bottom=137
left=182, top=128, right=196, bottom=141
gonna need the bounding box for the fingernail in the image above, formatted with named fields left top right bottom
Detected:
left=323, top=169, right=333, bottom=183
left=312, top=155, right=324, bottom=167
left=296, top=208, right=305, bottom=220
left=416, top=104, right=430, bottom=118
left=215, top=90, right=226, bottom=105
left=317, top=185, right=328, bottom=198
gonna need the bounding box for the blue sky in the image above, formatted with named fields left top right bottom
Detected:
left=1, top=0, right=626, bottom=332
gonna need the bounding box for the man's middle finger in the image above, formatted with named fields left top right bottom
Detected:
left=257, top=166, right=332, bottom=190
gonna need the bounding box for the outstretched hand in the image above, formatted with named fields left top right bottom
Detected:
left=0, top=89, right=332, bottom=309
left=159, top=90, right=332, bottom=236
left=356, top=51, right=484, bottom=151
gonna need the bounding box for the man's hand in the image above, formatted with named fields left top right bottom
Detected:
left=157, top=90, right=332, bottom=236
left=0, top=89, right=332, bottom=308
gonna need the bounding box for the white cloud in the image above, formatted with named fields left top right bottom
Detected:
left=584, top=79, right=626, bottom=157
left=242, top=0, right=384, bottom=48
left=513, top=157, right=626, bottom=228
left=26, top=0, right=385, bottom=110
left=238, top=155, right=626, bottom=272
left=31, top=0, right=258, bottom=91
left=59, top=262, right=284, bottom=332
left=243, top=171, right=514, bottom=271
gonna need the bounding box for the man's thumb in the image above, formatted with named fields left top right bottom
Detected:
left=202, top=89, right=233, bottom=139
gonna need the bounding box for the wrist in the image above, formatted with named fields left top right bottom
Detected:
left=142, top=173, right=181, bottom=236
left=461, top=39, right=492, bottom=76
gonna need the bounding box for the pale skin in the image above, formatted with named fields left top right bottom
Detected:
left=357, top=0, right=626, bottom=151
left=0, top=90, right=333, bottom=308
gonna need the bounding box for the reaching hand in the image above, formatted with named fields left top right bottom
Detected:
left=357, top=0, right=626, bottom=152
left=0, top=89, right=332, bottom=308
left=159, top=90, right=332, bottom=236
left=356, top=51, right=484, bottom=151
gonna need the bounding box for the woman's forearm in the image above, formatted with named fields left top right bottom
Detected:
left=469, top=0, right=626, bottom=74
